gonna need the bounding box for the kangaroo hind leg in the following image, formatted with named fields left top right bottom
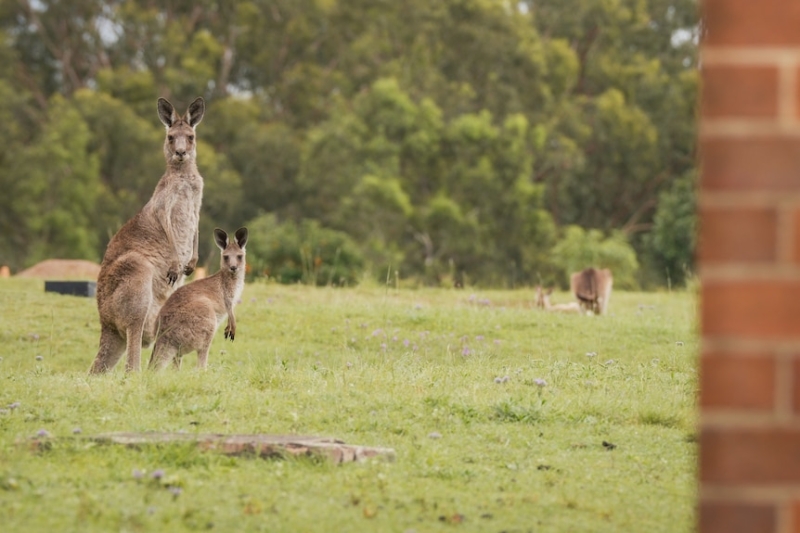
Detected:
left=89, top=327, right=126, bottom=374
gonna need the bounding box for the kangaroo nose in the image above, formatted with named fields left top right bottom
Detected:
left=176, top=150, right=186, bottom=158
left=230, top=265, right=238, bottom=272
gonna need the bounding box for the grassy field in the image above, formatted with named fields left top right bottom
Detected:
left=0, top=278, right=697, bottom=532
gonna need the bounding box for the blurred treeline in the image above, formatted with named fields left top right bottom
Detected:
left=0, top=0, right=698, bottom=288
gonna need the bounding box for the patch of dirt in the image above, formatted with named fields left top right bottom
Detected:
left=15, top=259, right=101, bottom=280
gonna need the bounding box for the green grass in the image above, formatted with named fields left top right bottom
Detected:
left=0, top=279, right=698, bottom=532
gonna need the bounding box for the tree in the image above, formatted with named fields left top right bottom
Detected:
left=647, top=170, right=696, bottom=286
left=0, top=0, right=699, bottom=286
left=552, top=225, right=640, bottom=290
left=10, top=96, right=102, bottom=266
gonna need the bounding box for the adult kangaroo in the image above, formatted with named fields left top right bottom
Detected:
left=89, top=97, right=205, bottom=374
left=570, top=267, right=613, bottom=315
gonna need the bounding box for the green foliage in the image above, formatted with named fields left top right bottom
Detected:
left=648, top=170, right=697, bottom=286
left=0, top=0, right=698, bottom=287
left=552, top=226, right=640, bottom=289
left=243, top=214, right=364, bottom=286
left=7, top=96, right=102, bottom=266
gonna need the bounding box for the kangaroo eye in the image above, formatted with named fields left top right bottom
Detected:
left=168, top=135, right=174, bottom=142
left=188, top=135, right=194, bottom=142
left=237, top=255, right=243, bottom=261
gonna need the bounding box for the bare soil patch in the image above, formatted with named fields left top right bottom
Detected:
left=15, top=259, right=101, bottom=280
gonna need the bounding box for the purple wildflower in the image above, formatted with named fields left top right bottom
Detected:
left=35, top=355, right=43, bottom=361
left=380, top=343, right=387, bottom=351
left=72, top=428, right=82, bottom=434
left=133, top=469, right=144, bottom=480
left=8, top=402, right=20, bottom=410
left=151, top=469, right=165, bottom=480
left=462, top=346, right=472, bottom=356
left=168, top=486, right=182, bottom=497
left=428, top=432, right=442, bottom=439
left=476, top=335, right=484, bottom=341
left=403, top=339, right=410, bottom=347
left=533, top=378, right=547, bottom=388
left=36, top=429, right=50, bottom=438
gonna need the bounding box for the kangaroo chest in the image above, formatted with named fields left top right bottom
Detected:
left=161, top=175, right=203, bottom=263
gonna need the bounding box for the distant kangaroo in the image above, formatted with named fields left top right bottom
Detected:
left=570, top=267, right=613, bottom=315
left=149, top=227, right=248, bottom=371
left=89, top=97, right=205, bottom=374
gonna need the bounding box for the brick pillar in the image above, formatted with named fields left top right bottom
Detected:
left=700, top=2, right=800, bottom=532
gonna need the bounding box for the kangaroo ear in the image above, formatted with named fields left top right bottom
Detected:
left=213, top=228, right=228, bottom=250
left=157, top=98, right=177, bottom=128
left=186, top=97, right=205, bottom=127
left=234, top=227, right=248, bottom=250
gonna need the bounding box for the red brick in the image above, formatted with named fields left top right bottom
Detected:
left=796, top=67, right=800, bottom=123
left=792, top=358, right=800, bottom=414
left=701, top=353, right=775, bottom=410
left=703, top=281, right=800, bottom=340
left=699, top=207, right=777, bottom=263
left=699, top=501, right=776, bottom=533
left=701, top=426, right=800, bottom=483
left=703, top=65, right=779, bottom=119
left=704, top=0, right=800, bottom=46
left=701, top=137, right=800, bottom=192
left=792, top=210, right=800, bottom=265
left=792, top=501, right=800, bottom=533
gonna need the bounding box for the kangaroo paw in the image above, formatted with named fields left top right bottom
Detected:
left=183, top=258, right=197, bottom=276
left=166, top=269, right=179, bottom=285
left=224, top=325, right=235, bottom=341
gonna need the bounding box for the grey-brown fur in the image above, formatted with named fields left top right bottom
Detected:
left=535, top=286, right=582, bottom=314
left=148, top=227, right=248, bottom=371
left=569, top=268, right=613, bottom=315
left=89, top=97, right=206, bottom=374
